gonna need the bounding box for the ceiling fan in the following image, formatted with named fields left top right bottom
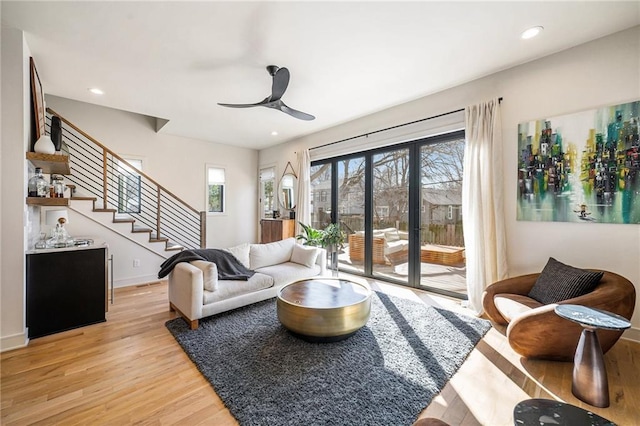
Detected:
left=218, top=65, right=315, bottom=121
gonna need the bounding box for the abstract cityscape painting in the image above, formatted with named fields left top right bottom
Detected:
left=517, top=100, right=640, bottom=224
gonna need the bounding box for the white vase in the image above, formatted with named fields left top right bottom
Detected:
left=34, top=134, right=55, bottom=154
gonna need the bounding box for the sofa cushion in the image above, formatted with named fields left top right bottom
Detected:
left=250, top=238, right=296, bottom=269
left=384, top=228, right=400, bottom=242
left=224, top=243, right=250, bottom=268
left=255, top=262, right=322, bottom=287
left=494, top=294, right=544, bottom=322
left=190, top=260, right=218, bottom=292
left=203, top=272, right=273, bottom=304
left=386, top=239, right=409, bottom=254
left=528, top=257, right=604, bottom=305
left=290, top=244, right=319, bottom=268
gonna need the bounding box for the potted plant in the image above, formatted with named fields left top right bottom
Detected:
left=296, top=222, right=325, bottom=247
left=296, top=222, right=346, bottom=272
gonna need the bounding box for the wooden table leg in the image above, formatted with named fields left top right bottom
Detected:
left=572, top=327, right=609, bottom=408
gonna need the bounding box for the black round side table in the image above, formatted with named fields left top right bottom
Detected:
left=513, top=398, right=615, bottom=425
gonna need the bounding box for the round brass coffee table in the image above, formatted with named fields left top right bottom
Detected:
left=277, top=278, right=372, bottom=342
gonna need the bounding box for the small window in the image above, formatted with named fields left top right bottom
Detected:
left=207, top=166, right=225, bottom=214
left=260, top=167, right=276, bottom=218
left=117, top=158, right=142, bottom=214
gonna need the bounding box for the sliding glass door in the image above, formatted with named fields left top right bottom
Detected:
left=419, top=135, right=466, bottom=295
left=372, top=148, right=409, bottom=284
left=313, top=130, right=466, bottom=298
left=337, top=156, right=365, bottom=275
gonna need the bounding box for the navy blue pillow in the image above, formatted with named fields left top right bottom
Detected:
left=528, top=257, right=604, bottom=304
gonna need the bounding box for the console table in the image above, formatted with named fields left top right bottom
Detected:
left=554, top=304, right=631, bottom=408
left=260, top=218, right=295, bottom=243
left=26, top=242, right=108, bottom=338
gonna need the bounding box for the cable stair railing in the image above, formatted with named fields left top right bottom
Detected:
left=46, top=108, right=206, bottom=253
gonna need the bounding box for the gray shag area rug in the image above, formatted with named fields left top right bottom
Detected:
left=166, top=291, right=491, bottom=426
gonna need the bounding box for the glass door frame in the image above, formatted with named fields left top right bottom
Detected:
left=311, top=129, right=466, bottom=299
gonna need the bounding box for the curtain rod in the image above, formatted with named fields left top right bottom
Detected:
left=309, top=97, right=503, bottom=151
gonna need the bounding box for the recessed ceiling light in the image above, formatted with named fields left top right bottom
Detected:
left=88, top=88, right=104, bottom=95
left=521, top=26, right=543, bottom=40
left=271, top=131, right=278, bottom=136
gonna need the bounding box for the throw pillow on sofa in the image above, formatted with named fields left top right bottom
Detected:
left=190, top=260, right=218, bottom=292
left=250, top=237, right=296, bottom=269
left=291, top=244, right=319, bottom=268
left=224, top=243, right=250, bottom=268
left=528, top=257, right=604, bottom=304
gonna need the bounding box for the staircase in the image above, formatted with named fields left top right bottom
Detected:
left=47, top=108, right=206, bottom=257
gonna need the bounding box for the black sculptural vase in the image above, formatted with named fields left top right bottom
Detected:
left=50, top=115, right=62, bottom=151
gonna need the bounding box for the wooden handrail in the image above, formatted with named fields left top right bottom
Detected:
left=47, top=107, right=200, bottom=215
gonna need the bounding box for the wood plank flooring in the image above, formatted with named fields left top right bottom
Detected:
left=2, top=280, right=638, bottom=425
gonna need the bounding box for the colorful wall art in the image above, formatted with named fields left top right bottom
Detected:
left=517, top=100, right=640, bottom=224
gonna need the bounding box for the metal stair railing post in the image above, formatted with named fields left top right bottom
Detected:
left=102, top=148, right=108, bottom=210
left=47, top=107, right=207, bottom=249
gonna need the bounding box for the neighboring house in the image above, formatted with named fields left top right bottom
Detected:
left=422, top=188, right=462, bottom=226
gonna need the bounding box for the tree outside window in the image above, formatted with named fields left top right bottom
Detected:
left=260, top=167, right=275, bottom=218
left=207, top=166, right=225, bottom=213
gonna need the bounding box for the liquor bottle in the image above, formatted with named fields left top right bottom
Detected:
left=28, top=167, right=48, bottom=197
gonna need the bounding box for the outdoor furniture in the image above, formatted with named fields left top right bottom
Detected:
left=420, top=244, right=465, bottom=266
left=348, top=233, right=386, bottom=264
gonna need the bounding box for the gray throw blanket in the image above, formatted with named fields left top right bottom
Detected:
left=158, top=249, right=255, bottom=280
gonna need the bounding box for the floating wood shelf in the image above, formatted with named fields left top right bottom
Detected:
left=26, top=197, right=69, bottom=206
left=26, top=152, right=71, bottom=175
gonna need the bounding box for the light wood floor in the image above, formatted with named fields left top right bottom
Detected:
left=2, top=280, right=638, bottom=425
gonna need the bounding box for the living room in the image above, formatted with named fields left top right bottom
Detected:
left=2, top=2, right=639, bottom=425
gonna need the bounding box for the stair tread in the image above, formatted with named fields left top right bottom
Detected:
left=132, top=226, right=152, bottom=233
left=149, top=236, right=169, bottom=242
left=94, top=208, right=117, bottom=213
left=113, top=218, right=135, bottom=223
left=71, top=196, right=96, bottom=201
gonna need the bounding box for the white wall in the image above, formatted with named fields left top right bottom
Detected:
left=260, top=26, right=640, bottom=336
left=1, top=27, right=31, bottom=350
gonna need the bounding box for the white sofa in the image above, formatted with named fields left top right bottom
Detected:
left=168, top=238, right=327, bottom=329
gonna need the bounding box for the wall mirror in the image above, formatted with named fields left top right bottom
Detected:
left=279, top=162, right=297, bottom=210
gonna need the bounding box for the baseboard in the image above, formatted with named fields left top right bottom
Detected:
left=622, top=326, right=640, bottom=343
left=114, top=274, right=162, bottom=288
left=1, top=330, right=29, bottom=353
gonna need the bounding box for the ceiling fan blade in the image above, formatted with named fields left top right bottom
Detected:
left=218, top=97, right=270, bottom=108
left=279, top=101, right=315, bottom=121
left=270, top=67, right=290, bottom=102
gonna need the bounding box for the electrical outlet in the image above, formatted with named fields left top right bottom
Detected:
left=133, top=259, right=141, bottom=268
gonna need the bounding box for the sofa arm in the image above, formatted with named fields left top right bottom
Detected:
left=316, top=248, right=327, bottom=275
left=168, top=262, right=204, bottom=323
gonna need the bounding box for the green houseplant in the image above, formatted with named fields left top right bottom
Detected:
left=296, top=222, right=346, bottom=272
left=296, top=222, right=325, bottom=247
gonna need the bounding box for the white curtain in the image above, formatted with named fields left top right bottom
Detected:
left=296, top=149, right=311, bottom=237
left=462, top=98, right=508, bottom=315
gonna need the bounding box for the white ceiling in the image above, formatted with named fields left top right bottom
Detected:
left=3, top=1, right=639, bottom=150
